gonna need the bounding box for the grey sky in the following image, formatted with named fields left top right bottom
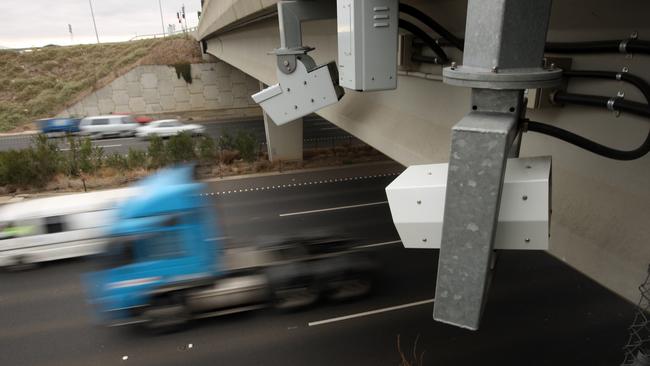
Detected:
left=0, top=0, right=201, bottom=48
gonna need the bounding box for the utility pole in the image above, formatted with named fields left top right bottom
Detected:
left=182, top=4, right=187, bottom=31
left=88, top=0, right=100, bottom=43
left=68, top=24, right=73, bottom=44
left=158, top=0, right=166, bottom=36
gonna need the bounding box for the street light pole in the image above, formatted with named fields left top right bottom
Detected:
left=88, top=0, right=100, bottom=43
left=158, top=0, right=166, bottom=36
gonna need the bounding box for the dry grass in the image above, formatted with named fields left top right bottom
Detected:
left=398, top=334, right=426, bottom=366
left=0, top=35, right=203, bottom=132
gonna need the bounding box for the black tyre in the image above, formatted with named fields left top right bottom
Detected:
left=141, top=294, right=190, bottom=333
left=326, top=273, right=373, bottom=301
left=272, top=285, right=320, bottom=311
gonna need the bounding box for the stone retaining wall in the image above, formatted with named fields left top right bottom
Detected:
left=58, top=62, right=259, bottom=117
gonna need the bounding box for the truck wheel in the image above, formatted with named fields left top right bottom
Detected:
left=272, top=286, right=319, bottom=311
left=326, top=275, right=373, bottom=301
left=142, top=296, right=190, bottom=333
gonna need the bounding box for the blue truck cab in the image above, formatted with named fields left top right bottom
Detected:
left=85, top=166, right=225, bottom=326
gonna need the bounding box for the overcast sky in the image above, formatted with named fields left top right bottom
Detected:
left=0, top=0, right=202, bottom=48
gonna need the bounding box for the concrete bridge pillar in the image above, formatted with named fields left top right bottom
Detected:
left=263, top=113, right=303, bottom=162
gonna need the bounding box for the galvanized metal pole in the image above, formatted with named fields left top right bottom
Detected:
left=435, top=0, right=562, bottom=330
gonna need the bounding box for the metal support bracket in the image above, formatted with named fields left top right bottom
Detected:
left=275, top=0, right=337, bottom=74
left=433, top=89, right=522, bottom=330
left=253, top=0, right=344, bottom=124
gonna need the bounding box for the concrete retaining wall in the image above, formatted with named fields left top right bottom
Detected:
left=59, top=62, right=259, bottom=117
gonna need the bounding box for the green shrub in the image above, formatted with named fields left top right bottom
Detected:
left=78, top=137, right=104, bottom=174
left=105, top=153, right=128, bottom=171
left=148, top=135, right=167, bottom=168
left=166, top=132, right=196, bottom=164
left=0, top=135, right=61, bottom=188
left=217, top=132, right=235, bottom=151
left=197, top=135, right=217, bottom=165
left=31, top=134, right=61, bottom=180
left=64, top=134, right=80, bottom=176
left=235, top=130, right=257, bottom=162
left=0, top=149, right=36, bottom=188
left=63, top=135, right=101, bottom=176
left=126, top=148, right=147, bottom=170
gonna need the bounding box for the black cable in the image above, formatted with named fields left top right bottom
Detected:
left=399, top=19, right=449, bottom=64
left=399, top=3, right=464, bottom=51
left=563, top=70, right=650, bottom=101
left=396, top=4, right=650, bottom=56
left=545, top=39, right=650, bottom=55
left=553, top=92, right=650, bottom=119
left=525, top=119, right=650, bottom=161
left=525, top=74, right=650, bottom=160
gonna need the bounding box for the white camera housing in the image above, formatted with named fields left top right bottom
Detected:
left=337, top=0, right=399, bottom=91
left=385, top=156, right=551, bottom=250
left=252, top=55, right=344, bottom=126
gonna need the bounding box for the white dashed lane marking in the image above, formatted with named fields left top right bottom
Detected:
left=278, top=201, right=388, bottom=217
left=199, top=172, right=400, bottom=196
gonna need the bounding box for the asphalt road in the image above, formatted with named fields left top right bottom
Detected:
left=0, top=162, right=637, bottom=366
left=0, top=115, right=359, bottom=154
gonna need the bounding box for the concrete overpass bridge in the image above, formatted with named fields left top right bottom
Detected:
left=196, top=0, right=650, bottom=330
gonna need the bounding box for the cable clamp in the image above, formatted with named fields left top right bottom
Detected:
left=620, top=32, right=639, bottom=54
left=619, top=39, right=629, bottom=53
left=607, top=92, right=625, bottom=117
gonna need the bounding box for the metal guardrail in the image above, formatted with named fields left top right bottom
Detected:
left=129, top=27, right=198, bottom=41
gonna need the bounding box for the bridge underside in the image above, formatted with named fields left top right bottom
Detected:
left=198, top=0, right=650, bottom=304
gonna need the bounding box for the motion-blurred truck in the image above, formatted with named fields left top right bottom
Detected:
left=85, top=166, right=376, bottom=331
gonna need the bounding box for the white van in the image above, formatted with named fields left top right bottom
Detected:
left=79, top=115, right=139, bottom=139
left=0, top=188, right=138, bottom=268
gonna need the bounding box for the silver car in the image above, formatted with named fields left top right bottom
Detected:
left=79, top=115, right=139, bottom=139
left=135, top=119, right=205, bottom=139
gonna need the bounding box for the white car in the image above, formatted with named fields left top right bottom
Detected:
left=79, top=115, right=139, bottom=139
left=136, top=119, right=205, bottom=139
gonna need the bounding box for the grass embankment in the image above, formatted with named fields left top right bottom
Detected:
left=0, top=36, right=203, bottom=132
left=0, top=132, right=387, bottom=195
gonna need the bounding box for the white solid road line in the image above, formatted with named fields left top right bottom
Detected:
left=278, top=201, right=388, bottom=217
left=308, top=298, right=435, bottom=327
left=356, top=240, right=402, bottom=249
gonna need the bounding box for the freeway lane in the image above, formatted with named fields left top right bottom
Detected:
left=0, top=163, right=637, bottom=365
left=0, top=115, right=358, bottom=154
